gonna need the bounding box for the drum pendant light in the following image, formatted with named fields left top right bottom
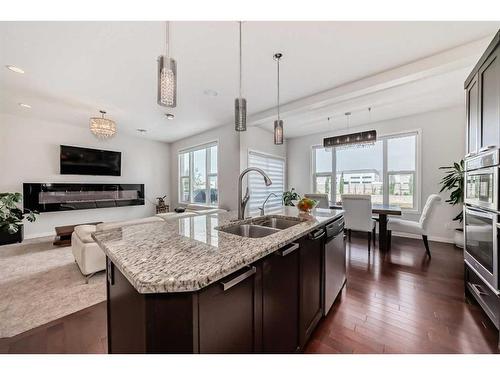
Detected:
left=235, top=21, right=247, bottom=132
left=157, top=21, right=177, bottom=108
left=273, top=53, right=284, bottom=145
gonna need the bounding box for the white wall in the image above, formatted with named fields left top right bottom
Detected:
left=0, top=113, right=170, bottom=238
left=239, top=127, right=287, bottom=211
left=286, top=106, right=466, bottom=243
left=169, top=123, right=240, bottom=211
left=239, top=126, right=287, bottom=171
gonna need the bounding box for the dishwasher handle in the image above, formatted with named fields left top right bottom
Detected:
left=309, top=229, right=325, bottom=241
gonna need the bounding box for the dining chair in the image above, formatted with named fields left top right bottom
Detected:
left=387, top=194, right=441, bottom=258
left=341, top=194, right=376, bottom=252
left=304, top=193, right=329, bottom=209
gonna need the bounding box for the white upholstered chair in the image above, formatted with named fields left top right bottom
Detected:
left=387, top=194, right=441, bottom=257
left=304, top=193, right=329, bottom=209
left=341, top=194, right=376, bottom=252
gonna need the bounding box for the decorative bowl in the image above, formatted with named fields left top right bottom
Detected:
left=296, top=198, right=318, bottom=213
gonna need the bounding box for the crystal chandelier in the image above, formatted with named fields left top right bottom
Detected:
left=235, top=21, right=247, bottom=132
left=90, top=110, right=116, bottom=139
left=157, top=21, right=177, bottom=108
left=273, top=53, right=284, bottom=145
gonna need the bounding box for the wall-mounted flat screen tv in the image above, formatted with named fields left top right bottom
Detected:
left=60, top=145, right=121, bottom=176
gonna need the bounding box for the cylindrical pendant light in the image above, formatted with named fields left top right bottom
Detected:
left=157, top=21, right=177, bottom=108
left=235, top=21, right=247, bottom=131
left=273, top=53, right=283, bottom=145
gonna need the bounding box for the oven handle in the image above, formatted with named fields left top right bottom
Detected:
left=469, top=282, right=489, bottom=296
left=465, top=206, right=496, bottom=219
left=465, top=167, right=496, bottom=175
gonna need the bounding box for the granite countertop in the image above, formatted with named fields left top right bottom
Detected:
left=92, top=206, right=344, bottom=294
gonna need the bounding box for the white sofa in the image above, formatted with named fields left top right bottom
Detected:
left=71, top=205, right=226, bottom=280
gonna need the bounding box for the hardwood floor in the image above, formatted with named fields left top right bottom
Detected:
left=1, top=235, right=498, bottom=354
left=305, top=235, right=500, bottom=354
left=0, top=302, right=107, bottom=354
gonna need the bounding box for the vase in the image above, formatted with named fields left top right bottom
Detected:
left=0, top=224, right=24, bottom=246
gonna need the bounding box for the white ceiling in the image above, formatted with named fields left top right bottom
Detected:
left=1, top=21, right=499, bottom=142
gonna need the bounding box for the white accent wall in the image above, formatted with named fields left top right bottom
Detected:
left=0, top=113, right=170, bottom=238
left=239, top=126, right=287, bottom=171
left=286, top=106, right=466, bottom=243
left=169, top=123, right=240, bottom=211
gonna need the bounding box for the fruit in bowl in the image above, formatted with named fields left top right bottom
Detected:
left=296, top=198, right=318, bottom=213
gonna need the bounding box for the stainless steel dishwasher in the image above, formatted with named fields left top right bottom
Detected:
left=323, top=215, right=346, bottom=316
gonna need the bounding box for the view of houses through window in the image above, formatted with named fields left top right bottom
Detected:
left=313, top=132, right=418, bottom=209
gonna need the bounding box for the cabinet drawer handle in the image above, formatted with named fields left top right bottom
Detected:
left=469, top=282, right=489, bottom=296
left=279, top=242, right=299, bottom=257
left=221, top=266, right=256, bottom=291
left=309, top=229, right=325, bottom=241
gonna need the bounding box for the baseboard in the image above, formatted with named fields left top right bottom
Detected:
left=391, top=231, right=455, bottom=244
left=24, top=231, right=55, bottom=240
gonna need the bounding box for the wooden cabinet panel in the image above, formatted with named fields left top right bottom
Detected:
left=479, top=50, right=500, bottom=150
left=466, top=75, right=479, bottom=154
left=262, top=242, right=300, bottom=353
left=299, top=229, right=324, bottom=347
left=106, top=258, right=147, bottom=354
left=198, top=266, right=261, bottom=353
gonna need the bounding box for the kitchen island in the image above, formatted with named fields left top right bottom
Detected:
left=93, top=207, right=344, bottom=353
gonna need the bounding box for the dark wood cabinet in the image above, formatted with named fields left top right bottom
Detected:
left=106, top=218, right=344, bottom=353
left=464, top=29, right=500, bottom=349
left=299, top=228, right=325, bottom=347
left=198, top=266, right=262, bottom=353
left=466, top=75, right=479, bottom=154
left=479, top=49, right=500, bottom=150
left=465, top=30, right=500, bottom=154
left=262, top=242, right=300, bottom=353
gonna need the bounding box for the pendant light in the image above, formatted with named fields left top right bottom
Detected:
left=235, top=21, right=247, bottom=131
left=90, top=110, right=117, bottom=139
left=273, top=53, right=283, bottom=145
left=157, top=21, right=177, bottom=108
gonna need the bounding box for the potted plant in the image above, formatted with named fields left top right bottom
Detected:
left=283, top=188, right=301, bottom=206
left=0, top=192, right=39, bottom=245
left=438, top=160, right=464, bottom=248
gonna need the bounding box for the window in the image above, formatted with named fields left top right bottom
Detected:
left=248, top=151, right=285, bottom=215
left=178, top=142, right=218, bottom=206
left=312, top=131, right=419, bottom=211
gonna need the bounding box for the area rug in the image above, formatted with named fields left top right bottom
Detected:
left=0, top=237, right=106, bottom=338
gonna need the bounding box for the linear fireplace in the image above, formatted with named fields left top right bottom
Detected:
left=23, top=183, right=145, bottom=213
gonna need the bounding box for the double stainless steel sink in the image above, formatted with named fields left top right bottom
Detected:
left=217, top=216, right=303, bottom=238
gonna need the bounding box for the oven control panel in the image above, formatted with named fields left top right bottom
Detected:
left=466, top=148, right=500, bottom=171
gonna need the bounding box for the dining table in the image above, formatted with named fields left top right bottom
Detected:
left=329, top=203, right=402, bottom=251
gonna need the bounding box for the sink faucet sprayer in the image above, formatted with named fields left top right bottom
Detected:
left=238, top=167, right=272, bottom=220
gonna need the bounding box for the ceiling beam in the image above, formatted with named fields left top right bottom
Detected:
left=248, top=36, right=490, bottom=127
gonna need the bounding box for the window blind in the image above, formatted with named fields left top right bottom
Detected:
left=248, top=151, right=285, bottom=214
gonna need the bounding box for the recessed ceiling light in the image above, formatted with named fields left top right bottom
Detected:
left=165, top=113, right=175, bottom=120
left=6, top=65, right=25, bottom=74
left=137, top=128, right=147, bottom=134
left=203, top=89, right=218, bottom=97
left=18, top=103, right=31, bottom=109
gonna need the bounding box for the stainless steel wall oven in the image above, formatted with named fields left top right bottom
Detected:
left=464, top=148, right=500, bottom=296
